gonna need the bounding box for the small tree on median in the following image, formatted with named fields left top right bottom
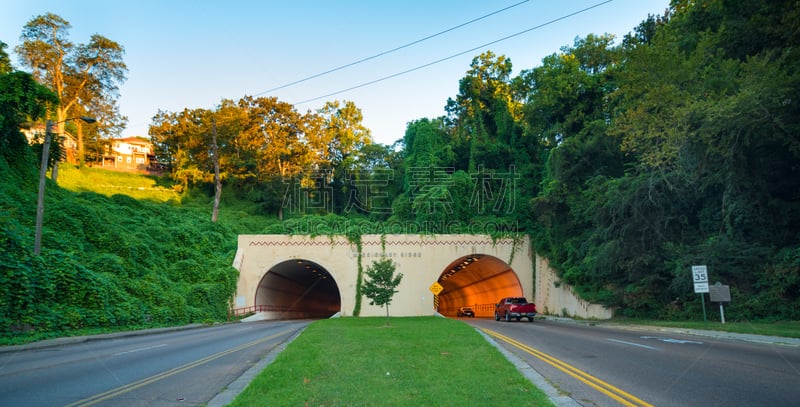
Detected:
left=362, top=258, right=402, bottom=326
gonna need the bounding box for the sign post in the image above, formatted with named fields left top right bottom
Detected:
left=692, top=265, right=709, bottom=324
left=709, top=282, right=732, bottom=324
left=429, top=282, right=443, bottom=312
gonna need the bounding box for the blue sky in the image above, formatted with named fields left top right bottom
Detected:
left=2, top=0, right=669, bottom=145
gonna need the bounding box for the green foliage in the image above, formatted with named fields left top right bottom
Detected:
left=528, top=0, right=800, bottom=319
left=353, top=240, right=363, bottom=317
left=362, top=258, right=402, bottom=324
left=4, top=0, right=798, bottom=342
left=16, top=12, right=128, bottom=144
left=0, top=71, right=58, bottom=171
left=0, top=160, right=243, bottom=342
left=0, top=41, right=12, bottom=74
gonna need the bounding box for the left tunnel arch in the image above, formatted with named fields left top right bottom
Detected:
left=437, top=254, right=525, bottom=317
left=255, top=259, right=341, bottom=319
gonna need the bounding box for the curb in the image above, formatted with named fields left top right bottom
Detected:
left=607, top=324, right=800, bottom=347
left=0, top=323, right=209, bottom=354
left=477, top=329, right=581, bottom=407
left=541, top=316, right=800, bottom=347
left=205, top=327, right=306, bottom=407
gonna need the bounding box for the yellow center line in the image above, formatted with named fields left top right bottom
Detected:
left=481, top=328, right=654, bottom=407
left=65, top=329, right=294, bottom=407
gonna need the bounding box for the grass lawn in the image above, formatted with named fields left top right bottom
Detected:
left=58, top=165, right=179, bottom=202
left=227, top=316, right=554, bottom=407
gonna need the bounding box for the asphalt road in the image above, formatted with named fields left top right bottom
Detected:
left=0, top=320, right=310, bottom=407
left=467, top=318, right=800, bottom=407
left=3, top=318, right=798, bottom=407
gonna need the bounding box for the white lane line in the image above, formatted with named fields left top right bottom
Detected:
left=113, top=344, right=167, bottom=356
left=640, top=336, right=704, bottom=345
left=607, top=338, right=658, bottom=350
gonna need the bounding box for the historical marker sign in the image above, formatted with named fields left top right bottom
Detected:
left=692, top=265, right=709, bottom=293
left=709, top=283, right=731, bottom=303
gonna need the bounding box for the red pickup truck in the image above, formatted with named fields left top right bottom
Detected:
left=495, top=297, right=537, bottom=322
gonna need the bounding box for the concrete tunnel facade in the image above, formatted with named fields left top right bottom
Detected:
left=232, top=234, right=613, bottom=319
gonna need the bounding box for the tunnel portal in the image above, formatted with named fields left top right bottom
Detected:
left=437, top=254, right=524, bottom=318
left=254, top=259, right=341, bottom=319
left=235, top=235, right=611, bottom=320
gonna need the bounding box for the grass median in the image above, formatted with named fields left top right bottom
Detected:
left=227, top=316, right=554, bottom=406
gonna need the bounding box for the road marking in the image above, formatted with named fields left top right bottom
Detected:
left=607, top=339, right=658, bottom=350
left=482, top=328, right=654, bottom=407
left=65, top=329, right=295, bottom=407
left=112, top=344, right=167, bottom=356
left=640, top=336, right=704, bottom=345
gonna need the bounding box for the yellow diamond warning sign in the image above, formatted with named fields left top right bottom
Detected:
left=429, top=282, right=444, bottom=295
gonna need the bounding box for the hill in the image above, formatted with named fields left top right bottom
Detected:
left=0, top=162, right=275, bottom=344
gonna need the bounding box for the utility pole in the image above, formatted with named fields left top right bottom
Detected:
left=34, top=116, right=97, bottom=255
left=33, top=120, right=53, bottom=255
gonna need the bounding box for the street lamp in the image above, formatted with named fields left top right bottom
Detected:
left=34, top=116, right=97, bottom=255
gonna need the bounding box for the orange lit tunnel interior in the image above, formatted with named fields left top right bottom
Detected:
left=437, top=254, right=524, bottom=318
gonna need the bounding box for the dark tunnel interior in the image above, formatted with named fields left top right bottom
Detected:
left=255, top=259, right=341, bottom=319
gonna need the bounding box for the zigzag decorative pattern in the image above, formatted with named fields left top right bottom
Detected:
left=247, top=237, right=516, bottom=247
left=361, top=239, right=515, bottom=246
left=248, top=240, right=350, bottom=247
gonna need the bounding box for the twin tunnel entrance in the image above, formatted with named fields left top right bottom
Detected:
left=254, top=254, right=524, bottom=319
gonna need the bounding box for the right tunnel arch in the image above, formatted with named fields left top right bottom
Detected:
left=436, top=254, right=525, bottom=317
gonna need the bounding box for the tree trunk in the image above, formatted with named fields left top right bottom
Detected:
left=51, top=120, right=65, bottom=185
left=51, top=160, right=59, bottom=185
left=76, top=120, right=84, bottom=168
left=211, top=118, right=222, bottom=223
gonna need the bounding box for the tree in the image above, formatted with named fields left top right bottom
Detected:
left=150, top=107, right=213, bottom=189
left=316, top=100, right=372, bottom=213
left=519, top=34, right=619, bottom=147
left=15, top=13, right=127, bottom=175
left=442, top=51, right=540, bottom=229
left=445, top=51, right=524, bottom=172
left=522, top=34, right=626, bottom=302
left=0, top=41, right=12, bottom=74
left=362, top=258, right=402, bottom=325
left=520, top=0, right=800, bottom=318
left=210, top=116, right=221, bottom=222
left=237, top=96, right=314, bottom=179
left=345, top=142, right=401, bottom=219
left=0, top=71, right=59, bottom=170
left=403, top=118, right=453, bottom=170
left=236, top=96, right=318, bottom=218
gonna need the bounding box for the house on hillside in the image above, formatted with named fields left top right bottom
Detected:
left=22, top=125, right=79, bottom=164
left=102, top=137, right=159, bottom=172
left=23, top=126, right=162, bottom=173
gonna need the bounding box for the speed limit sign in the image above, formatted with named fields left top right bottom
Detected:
left=692, top=265, right=709, bottom=293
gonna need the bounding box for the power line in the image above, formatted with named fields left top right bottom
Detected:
left=253, top=0, right=531, bottom=97
left=292, top=0, right=613, bottom=106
